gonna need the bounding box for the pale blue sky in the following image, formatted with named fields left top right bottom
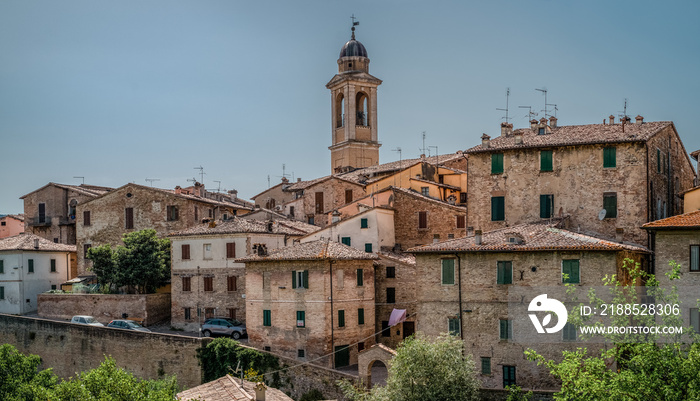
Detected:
left=1, top=0, right=698, bottom=213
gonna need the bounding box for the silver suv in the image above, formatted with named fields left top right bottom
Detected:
left=201, top=318, right=246, bottom=339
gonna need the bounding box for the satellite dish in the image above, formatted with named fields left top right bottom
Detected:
left=598, top=209, right=607, bottom=220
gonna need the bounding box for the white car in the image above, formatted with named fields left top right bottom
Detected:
left=71, top=315, right=104, bottom=326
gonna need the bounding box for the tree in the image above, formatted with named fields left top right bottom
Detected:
left=0, top=344, right=56, bottom=401
left=196, top=338, right=281, bottom=384
left=527, top=260, right=700, bottom=400
left=339, top=334, right=480, bottom=401
left=87, top=229, right=170, bottom=294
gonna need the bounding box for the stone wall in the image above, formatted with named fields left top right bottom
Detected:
left=300, top=178, right=366, bottom=228
left=392, top=189, right=466, bottom=250
left=37, top=293, right=171, bottom=326
left=374, top=254, right=417, bottom=349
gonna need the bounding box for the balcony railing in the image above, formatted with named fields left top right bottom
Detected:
left=27, top=216, right=52, bottom=227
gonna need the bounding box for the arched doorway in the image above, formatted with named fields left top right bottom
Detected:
left=368, top=360, right=388, bottom=387
left=357, top=344, right=396, bottom=388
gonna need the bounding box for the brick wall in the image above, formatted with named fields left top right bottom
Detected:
left=37, top=293, right=171, bottom=326
left=392, top=189, right=467, bottom=249
left=374, top=255, right=417, bottom=348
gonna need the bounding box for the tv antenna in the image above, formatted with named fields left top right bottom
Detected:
left=420, top=131, right=427, bottom=156
left=145, top=178, right=160, bottom=187
left=267, top=175, right=271, bottom=188
left=187, top=177, right=197, bottom=185
left=547, top=103, right=559, bottom=118
left=618, top=98, right=629, bottom=121
left=429, top=145, right=438, bottom=166
left=535, top=88, right=549, bottom=118
left=496, top=88, right=511, bottom=123
left=193, top=166, right=205, bottom=184
left=73, top=176, right=85, bottom=185
left=213, top=180, right=221, bottom=192
left=392, top=147, right=402, bottom=187
left=519, top=106, right=538, bottom=120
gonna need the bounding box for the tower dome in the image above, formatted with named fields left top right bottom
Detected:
left=339, top=39, right=367, bottom=58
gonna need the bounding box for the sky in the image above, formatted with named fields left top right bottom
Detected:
left=1, top=0, right=699, bottom=213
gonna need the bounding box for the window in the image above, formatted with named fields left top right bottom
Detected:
left=341, top=237, right=351, bottom=246
left=0, top=286, right=4, bottom=300
left=491, top=153, right=504, bottom=174
left=691, top=308, right=699, bottom=334
left=0, top=260, right=3, bottom=274
left=184, top=307, right=191, bottom=320
left=50, top=259, right=56, bottom=273
left=297, top=349, right=305, bottom=358
left=315, top=192, right=324, bottom=214
left=540, top=194, right=554, bottom=218
left=491, top=196, right=505, bottom=221
left=338, top=310, right=345, bottom=327
left=0, top=221, right=4, bottom=226
left=181, top=244, right=190, bottom=260
left=503, top=366, right=516, bottom=387
left=563, top=259, right=580, bottom=284
left=292, top=270, right=309, bottom=289
left=690, top=245, right=699, bottom=272
left=182, top=277, right=191, bottom=292
left=603, top=146, right=616, bottom=168
left=456, top=215, right=466, bottom=229
left=418, top=211, right=428, bottom=229
left=167, top=205, right=179, bottom=221
left=296, top=311, right=305, bottom=327
left=203, top=277, right=213, bottom=292
left=358, top=342, right=365, bottom=352
left=38, top=203, right=46, bottom=223
left=381, top=320, right=390, bottom=337
left=441, top=259, right=455, bottom=285
left=360, top=218, right=368, bottom=229
left=499, top=319, right=512, bottom=340
left=460, top=193, right=467, bottom=204
left=28, top=259, right=34, bottom=273
left=51, top=285, right=56, bottom=290
left=227, top=276, right=237, bottom=291
left=263, top=310, right=271, bottom=326
left=308, top=216, right=314, bottom=225
left=448, top=318, right=460, bottom=336
left=345, top=189, right=353, bottom=204
left=203, top=244, right=212, bottom=259
left=125, top=207, right=134, bottom=229
left=603, top=193, right=617, bottom=218
left=84, top=244, right=91, bottom=258
left=657, top=148, right=662, bottom=173
left=83, top=211, right=91, bottom=226
left=540, top=150, right=553, bottom=171
left=421, top=187, right=429, bottom=196
left=386, top=287, right=396, bottom=304
left=358, top=308, right=365, bottom=325
left=481, top=357, right=491, bottom=375
left=356, top=269, right=364, bottom=286
left=205, top=308, right=214, bottom=319
left=194, top=206, right=198, bottom=222
left=364, top=243, right=373, bottom=253
left=386, top=266, right=395, bottom=278
left=289, top=206, right=295, bottom=218
left=497, top=261, right=512, bottom=285
left=538, top=127, right=545, bottom=135
left=226, top=242, right=236, bottom=259
left=563, top=322, right=577, bottom=341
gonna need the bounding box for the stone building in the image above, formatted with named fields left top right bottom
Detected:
left=169, top=218, right=313, bottom=331
left=0, top=233, right=75, bottom=314
left=409, top=222, right=648, bottom=390
left=76, top=182, right=252, bottom=274
left=20, top=183, right=112, bottom=245
left=0, top=214, right=24, bottom=239
left=465, top=118, right=696, bottom=247
left=240, top=240, right=378, bottom=368
left=281, top=176, right=365, bottom=227
left=249, top=177, right=297, bottom=212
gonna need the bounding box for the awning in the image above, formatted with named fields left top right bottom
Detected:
left=388, top=308, right=407, bottom=326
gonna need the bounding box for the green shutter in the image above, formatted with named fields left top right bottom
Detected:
left=604, top=147, right=616, bottom=168
left=448, top=318, right=460, bottom=335
left=263, top=310, right=271, bottom=326
left=603, top=194, right=617, bottom=218
left=491, top=196, right=505, bottom=221
left=481, top=357, right=491, bottom=374
left=563, top=260, right=580, bottom=284
left=491, top=153, right=504, bottom=174
left=540, top=195, right=553, bottom=218
left=365, top=243, right=373, bottom=253
left=497, top=261, right=512, bottom=284
left=360, top=218, right=368, bottom=229
left=563, top=323, right=576, bottom=341
left=28, top=259, right=34, bottom=273
left=540, top=150, right=553, bottom=171
left=0, top=260, right=4, bottom=274
left=302, top=270, right=309, bottom=289
left=690, top=246, right=699, bottom=271
left=358, top=308, right=365, bottom=325
left=292, top=271, right=297, bottom=289
left=356, top=269, right=363, bottom=287
left=0, top=286, right=4, bottom=300
left=691, top=309, right=700, bottom=334
left=442, top=259, right=455, bottom=285
left=500, top=320, right=507, bottom=340
left=341, top=237, right=351, bottom=246
left=338, top=310, right=345, bottom=327
left=297, top=311, right=305, bottom=327
left=50, top=259, right=56, bottom=272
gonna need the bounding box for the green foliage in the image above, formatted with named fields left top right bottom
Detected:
left=299, top=388, right=325, bottom=401
left=338, top=334, right=480, bottom=401
left=0, top=344, right=56, bottom=401
left=87, top=229, right=170, bottom=294
left=196, top=338, right=281, bottom=385
left=505, top=385, right=533, bottom=401
left=528, top=260, right=700, bottom=400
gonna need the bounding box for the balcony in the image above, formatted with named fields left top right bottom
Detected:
left=27, top=216, right=52, bottom=227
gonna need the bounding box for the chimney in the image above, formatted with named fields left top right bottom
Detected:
left=267, top=220, right=273, bottom=232
left=281, top=177, right=289, bottom=183
left=34, top=238, right=40, bottom=249
left=530, top=119, right=538, bottom=129
left=193, top=182, right=203, bottom=197
left=514, top=132, right=523, bottom=145
left=615, top=228, right=624, bottom=243
left=635, top=115, right=644, bottom=124
left=254, top=382, right=266, bottom=401
left=539, top=117, right=547, bottom=125
left=228, top=189, right=238, bottom=199
left=549, top=116, right=557, bottom=128
left=420, top=154, right=426, bottom=160
left=609, top=115, right=615, bottom=125
left=174, top=186, right=182, bottom=195
left=481, top=134, right=491, bottom=148
left=331, top=210, right=341, bottom=223
left=297, top=178, right=302, bottom=182
left=474, top=230, right=483, bottom=245
left=500, top=123, right=513, bottom=137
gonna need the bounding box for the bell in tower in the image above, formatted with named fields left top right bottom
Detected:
left=326, top=18, right=382, bottom=174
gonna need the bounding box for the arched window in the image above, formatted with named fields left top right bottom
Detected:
left=336, top=93, right=345, bottom=128
left=356, top=92, right=369, bottom=126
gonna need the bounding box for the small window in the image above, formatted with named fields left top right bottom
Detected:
left=491, top=196, right=505, bottom=221
left=364, top=243, right=373, bottom=253
left=0, top=260, right=4, bottom=274
left=460, top=193, right=467, bottom=204
left=167, top=205, right=179, bottom=221
left=441, top=259, right=455, bottom=285
left=381, top=320, right=390, bottom=337
left=226, top=242, right=236, bottom=259
left=497, top=261, right=512, bottom=285
left=481, top=357, right=491, bottom=375
left=540, top=150, right=553, bottom=171
left=360, top=218, right=368, bottom=229
left=308, top=216, right=315, bottom=225
left=448, top=318, right=460, bottom=336
left=181, top=244, right=191, bottom=260
left=358, top=308, right=365, bottom=325
left=456, top=215, right=466, bottom=229
left=292, top=270, right=309, bottom=289
left=341, top=237, right=351, bottom=246
left=51, top=285, right=56, bottom=290
left=503, top=366, right=516, bottom=387
left=491, top=153, right=504, bottom=174
left=296, top=311, right=305, bottom=328
left=358, top=342, right=365, bottom=352
left=184, top=307, right=191, bottom=320
left=345, top=189, right=353, bottom=204
left=203, top=244, right=212, bottom=259
left=690, top=245, right=699, bottom=272
left=182, top=277, right=191, bottom=292
left=83, top=211, right=91, bottom=226
left=263, top=310, right=271, bottom=326
left=500, top=319, right=512, bottom=340
left=563, top=322, right=577, bottom=341
left=386, top=266, right=395, bottom=278
left=0, top=221, right=4, bottom=226
left=421, top=187, right=429, bottom=196
left=297, top=349, right=305, bottom=358
left=338, top=310, right=345, bottom=328
left=356, top=269, right=364, bottom=286
left=538, top=127, right=545, bottom=135
left=386, top=287, right=395, bottom=304
left=38, top=203, right=46, bottom=223
left=0, top=286, right=4, bottom=300
left=50, top=259, right=56, bottom=273
left=603, top=146, right=616, bottom=168
left=203, top=277, right=213, bottom=292
left=540, top=194, right=554, bottom=219
left=418, top=211, right=428, bottom=229
left=691, top=308, right=700, bottom=334
left=563, top=259, right=580, bottom=284
left=227, top=276, right=237, bottom=291
left=125, top=207, right=134, bottom=229
left=28, top=259, right=34, bottom=273
left=603, top=193, right=617, bottom=219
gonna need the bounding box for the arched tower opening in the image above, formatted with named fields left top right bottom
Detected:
left=356, top=92, right=369, bottom=127
left=336, top=93, right=345, bottom=128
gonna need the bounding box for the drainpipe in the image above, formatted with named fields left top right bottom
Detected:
left=329, top=259, right=335, bottom=368
left=460, top=152, right=469, bottom=227
left=455, top=253, right=464, bottom=343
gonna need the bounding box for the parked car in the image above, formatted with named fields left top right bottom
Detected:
left=107, top=319, right=151, bottom=332
left=71, top=315, right=104, bottom=326
left=201, top=318, right=246, bottom=339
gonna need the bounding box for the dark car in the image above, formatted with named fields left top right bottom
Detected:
left=201, top=318, right=246, bottom=339
left=107, top=319, right=151, bottom=332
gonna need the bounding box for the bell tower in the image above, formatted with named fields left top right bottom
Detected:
left=326, top=20, right=382, bottom=173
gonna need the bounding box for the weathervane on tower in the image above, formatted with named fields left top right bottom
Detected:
left=350, top=14, right=359, bottom=39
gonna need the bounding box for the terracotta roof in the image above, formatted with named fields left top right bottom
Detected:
left=241, top=208, right=288, bottom=220
left=391, top=186, right=466, bottom=211
left=408, top=223, right=649, bottom=254
left=465, top=121, right=673, bottom=154
left=0, top=233, right=76, bottom=252
left=642, top=210, right=700, bottom=230
left=680, top=185, right=700, bottom=196
left=20, top=182, right=112, bottom=199
left=276, top=219, right=320, bottom=234
left=177, top=375, right=292, bottom=401
left=409, top=177, right=461, bottom=191
left=335, top=153, right=465, bottom=185
left=238, top=239, right=380, bottom=262
left=691, top=149, right=700, bottom=161
left=169, top=218, right=308, bottom=237
left=284, top=175, right=332, bottom=191
left=1, top=214, right=24, bottom=222
left=378, top=250, right=416, bottom=265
